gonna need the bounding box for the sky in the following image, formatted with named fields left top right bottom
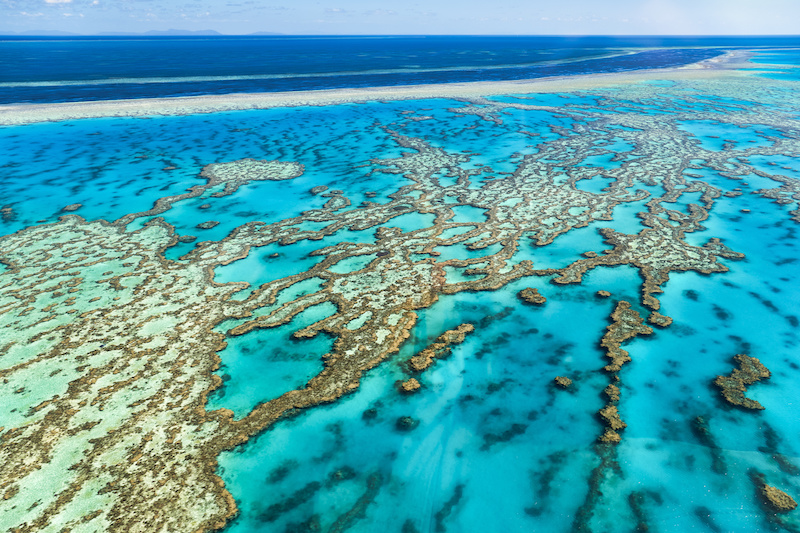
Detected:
left=1, top=0, right=799, bottom=35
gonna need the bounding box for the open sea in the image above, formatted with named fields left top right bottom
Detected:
left=2, top=35, right=799, bottom=103
left=2, top=36, right=800, bottom=533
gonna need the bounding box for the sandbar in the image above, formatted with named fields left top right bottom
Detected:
left=0, top=50, right=761, bottom=126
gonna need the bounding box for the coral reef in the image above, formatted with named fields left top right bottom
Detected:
left=604, top=384, right=620, bottom=402
left=434, top=484, right=465, bottom=532
left=598, top=429, right=621, bottom=444
left=554, top=376, right=573, bottom=388
left=598, top=405, right=627, bottom=431
left=647, top=311, right=673, bottom=327
left=395, top=416, right=419, bottom=432
left=761, top=484, right=798, bottom=513
left=0, top=204, right=15, bottom=222
left=398, top=378, right=421, bottom=394
left=481, top=423, right=528, bottom=451
left=592, top=302, right=650, bottom=447
left=518, top=287, right=546, bottom=305
left=691, top=415, right=727, bottom=475
left=4, top=65, right=793, bottom=532
left=600, top=302, right=653, bottom=373
left=407, top=324, right=475, bottom=373
left=714, top=354, right=771, bottom=410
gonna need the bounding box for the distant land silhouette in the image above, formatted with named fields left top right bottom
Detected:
left=1, top=29, right=283, bottom=36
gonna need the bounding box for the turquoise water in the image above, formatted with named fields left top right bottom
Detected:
left=750, top=50, right=800, bottom=81
left=218, top=281, right=622, bottom=533
left=5, top=52, right=800, bottom=533
left=209, top=79, right=800, bottom=530
left=207, top=301, right=337, bottom=419
left=677, top=120, right=784, bottom=151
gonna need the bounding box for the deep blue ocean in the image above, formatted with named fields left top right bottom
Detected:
left=2, top=35, right=799, bottom=104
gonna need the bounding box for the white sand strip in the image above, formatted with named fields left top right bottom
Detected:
left=0, top=50, right=757, bottom=126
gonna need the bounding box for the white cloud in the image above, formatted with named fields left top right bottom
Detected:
left=45, top=0, right=72, bottom=4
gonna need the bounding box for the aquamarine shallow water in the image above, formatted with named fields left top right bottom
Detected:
left=207, top=81, right=800, bottom=530
left=4, top=51, right=800, bottom=533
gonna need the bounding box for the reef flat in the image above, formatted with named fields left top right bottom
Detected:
left=2, top=49, right=800, bottom=532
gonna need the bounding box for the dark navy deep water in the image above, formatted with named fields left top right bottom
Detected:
left=2, top=35, right=798, bottom=104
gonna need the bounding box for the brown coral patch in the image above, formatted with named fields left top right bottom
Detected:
left=604, top=384, right=620, bottom=402
left=598, top=428, right=621, bottom=444
left=518, top=287, right=546, bottom=305
left=647, top=311, right=673, bottom=328
left=407, top=323, right=475, bottom=373
left=1, top=205, right=16, bottom=222
left=196, top=221, right=220, bottom=230
left=554, top=376, right=572, bottom=389
left=714, top=354, right=771, bottom=410
left=397, top=378, right=421, bottom=394
left=600, top=301, right=653, bottom=373
left=598, top=405, right=627, bottom=431
left=761, top=484, right=798, bottom=513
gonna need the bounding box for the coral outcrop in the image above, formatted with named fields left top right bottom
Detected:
left=714, top=354, right=771, bottom=410
left=518, top=288, right=547, bottom=305
left=398, top=378, right=421, bottom=394
left=407, top=324, right=475, bottom=373
left=761, top=484, right=798, bottom=513
left=554, top=376, right=572, bottom=389
left=600, top=302, right=653, bottom=373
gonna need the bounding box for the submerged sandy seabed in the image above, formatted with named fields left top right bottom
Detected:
left=0, top=50, right=760, bottom=126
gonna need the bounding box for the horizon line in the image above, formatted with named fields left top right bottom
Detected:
left=3, top=32, right=800, bottom=38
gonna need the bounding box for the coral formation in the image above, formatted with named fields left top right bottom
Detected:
left=395, top=417, right=419, bottom=432
left=647, top=311, right=673, bottom=327
left=518, top=288, right=547, bottom=305
left=0, top=204, right=15, bottom=222
left=4, top=63, right=794, bottom=532
left=598, top=405, right=627, bottom=431
left=714, top=354, right=771, bottom=410
left=691, top=415, right=727, bottom=475
left=600, top=302, right=653, bottom=373
left=761, top=484, right=798, bottom=513
left=407, top=324, right=475, bottom=373
left=598, top=428, right=621, bottom=444
left=604, top=384, right=620, bottom=402
left=591, top=301, right=650, bottom=452
left=554, top=376, right=572, bottom=388
left=196, top=221, right=220, bottom=230
left=398, top=378, right=421, bottom=394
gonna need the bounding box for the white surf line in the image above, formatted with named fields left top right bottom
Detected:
left=0, top=51, right=636, bottom=88
left=0, top=49, right=755, bottom=126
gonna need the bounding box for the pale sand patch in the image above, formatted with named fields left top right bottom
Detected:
left=0, top=50, right=762, bottom=126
